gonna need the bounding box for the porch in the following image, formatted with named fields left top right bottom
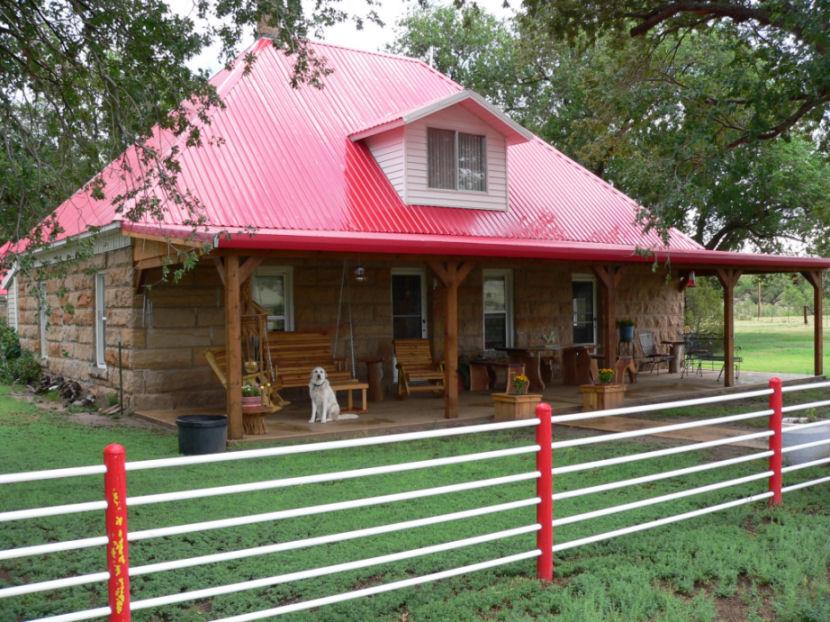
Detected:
left=135, top=368, right=810, bottom=443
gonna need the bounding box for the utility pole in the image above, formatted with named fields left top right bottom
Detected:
left=757, top=280, right=762, bottom=319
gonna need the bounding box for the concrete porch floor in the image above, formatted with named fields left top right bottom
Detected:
left=134, top=368, right=815, bottom=444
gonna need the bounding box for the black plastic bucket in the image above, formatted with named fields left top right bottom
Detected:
left=176, top=415, right=228, bottom=455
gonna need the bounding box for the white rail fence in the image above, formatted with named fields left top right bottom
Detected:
left=2, top=377, right=830, bottom=621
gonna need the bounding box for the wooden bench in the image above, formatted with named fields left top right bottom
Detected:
left=394, top=338, right=445, bottom=399
left=268, top=332, right=368, bottom=412
left=204, top=332, right=369, bottom=412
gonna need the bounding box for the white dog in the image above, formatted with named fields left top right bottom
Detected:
left=308, top=367, right=358, bottom=423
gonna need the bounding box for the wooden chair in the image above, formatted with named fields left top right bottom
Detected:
left=204, top=348, right=285, bottom=412
left=394, top=339, right=445, bottom=398
left=637, top=331, right=674, bottom=375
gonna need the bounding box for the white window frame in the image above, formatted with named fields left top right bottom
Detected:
left=37, top=283, right=48, bottom=361
left=8, top=276, right=18, bottom=330
left=427, top=127, right=488, bottom=193
left=571, top=273, right=597, bottom=345
left=252, top=266, right=294, bottom=332
left=482, top=269, right=514, bottom=350
left=94, top=272, right=106, bottom=368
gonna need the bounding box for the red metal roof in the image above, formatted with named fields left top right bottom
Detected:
left=42, top=38, right=830, bottom=270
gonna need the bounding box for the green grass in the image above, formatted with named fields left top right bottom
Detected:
left=2, top=386, right=830, bottom=621
left=735, top=318, right=829, bottom=375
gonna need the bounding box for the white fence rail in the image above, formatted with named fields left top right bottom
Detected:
left=2, top=377, right=829, bottom=621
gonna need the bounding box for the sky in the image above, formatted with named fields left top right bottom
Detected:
left=168, top=0, right=516, bottom=75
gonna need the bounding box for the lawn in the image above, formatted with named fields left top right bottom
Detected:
left=2, top=386, right=830, bottom=622
left=735, top=318, right=829, bottom=375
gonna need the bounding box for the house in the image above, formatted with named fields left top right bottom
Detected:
left=4, top=37, right=828, bottom=439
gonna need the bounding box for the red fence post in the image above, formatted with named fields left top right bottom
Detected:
left=535, top=402, right=553, bottom=582
left=768, top=377, right=783, bottom=507
left=104, top=444, right=131, bottom=621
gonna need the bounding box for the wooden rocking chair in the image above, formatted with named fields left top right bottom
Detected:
left=394, top=339, right=446, bottom=398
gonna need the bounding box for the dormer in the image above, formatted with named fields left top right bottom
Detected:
left=350, top=90, right=533, bottom=211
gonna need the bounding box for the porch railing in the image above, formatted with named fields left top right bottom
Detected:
left=2, top=378, right=830, bottom=620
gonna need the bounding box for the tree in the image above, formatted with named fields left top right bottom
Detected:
left=0, top=0, right=381, bottom=259
left=390, top=4, right=830, bottom=253
left=522, top=0, right=830, bottom=150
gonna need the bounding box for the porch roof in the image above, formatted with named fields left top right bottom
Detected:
left=124, top=222, right=830, bottom=272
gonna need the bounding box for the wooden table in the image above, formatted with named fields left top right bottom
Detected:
left=496, top=346, right=567, bottom=392
left=360, top=357, right=385, bottom=402
left=662, top=340, right=686, bottom=373
left=562, top=344, right=597, bottom=386
left=469, top=359, right=524, bottom=392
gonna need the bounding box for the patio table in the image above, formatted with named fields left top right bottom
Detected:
left=496, top=346, right=558, bottom=392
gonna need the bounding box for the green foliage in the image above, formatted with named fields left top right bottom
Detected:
left=241, top=383, right=261, bottom=397
left=390, top=4, right=830, bottom=253
left=684, top=277, right=722, bottom=334
left=0, top=320, right=40, bottom=385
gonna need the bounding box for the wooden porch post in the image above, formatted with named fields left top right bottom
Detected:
left=802, top=270, right=825, bottom=377
left=592, top=265, right=624, bottom=368
left=223, top=255, right=243, bottom=439
left=429, top=260, right=474, bottom=419
left=716, top=268, right=742, bottom=387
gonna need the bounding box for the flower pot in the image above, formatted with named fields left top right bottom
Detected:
left=618, top=325, right=634, bottom=343
left=579, top=383, right=626, bottom=411
left=492, top=393, right=542, bottom=421
left=241, top=395, right=262, bottom=413
left=783, top=419, right=830, bottom=465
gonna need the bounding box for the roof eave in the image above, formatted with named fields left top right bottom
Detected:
left=349, top=90, right=534, bottom=144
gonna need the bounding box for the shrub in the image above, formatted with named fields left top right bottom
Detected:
left=0, top=319, right=41, bottom=384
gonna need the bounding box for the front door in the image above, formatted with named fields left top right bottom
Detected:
left=392, top=270, right=428, bottom=339
left=572, top=279, right=596, bottom=344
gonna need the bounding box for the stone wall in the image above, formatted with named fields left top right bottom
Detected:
left=16, top=244, right=138, bottom=406
left=15, top=244, right=684, bottom=409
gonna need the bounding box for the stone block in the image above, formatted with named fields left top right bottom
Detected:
left=146, top=327, right=214, bottom=349
left=143, top=366, right=215, bottom=393
left=132, top=392, right=175, bottom=411
left=128, top=347, right=193, bottom=370
left=197, top=307, right=225, bottom=327
left=152, top=308, right=197, bottom=328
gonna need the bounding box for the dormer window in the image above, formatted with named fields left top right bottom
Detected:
left=427, top=128, right=486, bottom=192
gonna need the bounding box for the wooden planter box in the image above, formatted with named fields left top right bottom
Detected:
left=492, top=393, right=542, bottom=420
left=579, top=383, right=625, bottom=411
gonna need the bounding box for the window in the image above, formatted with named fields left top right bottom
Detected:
left=572, top=275, right=596, bottom=344
left=7, top=276, right=18, bottom=331
left=95, top=273, right=106, bottom=368
left=37, top=283, right=47, bottom=360
left=483, top=270, right=513, bottom=349
left=252, top=266, right=294, bottom=331
left=427, top=128, right=486, bottom=192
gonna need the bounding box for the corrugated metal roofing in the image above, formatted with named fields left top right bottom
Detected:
left=41, top=38, right=830, bottom=271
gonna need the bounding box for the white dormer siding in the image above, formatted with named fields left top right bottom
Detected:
left=365, top=127, right=406, bottom=197
left=404, top=106, right=507, bottom=210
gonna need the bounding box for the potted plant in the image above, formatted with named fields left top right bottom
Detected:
left=493, top=371, right=540, bottom=420
left=617, top=319, right=635, bottom=343
left=511, top=373, right=530, bottom=395
left=241, top=383, right=263, bottom=413
left=579, top=368, right=625, bottom=410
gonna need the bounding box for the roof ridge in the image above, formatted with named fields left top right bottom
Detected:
left=305, top=39, right=464, bottom=90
